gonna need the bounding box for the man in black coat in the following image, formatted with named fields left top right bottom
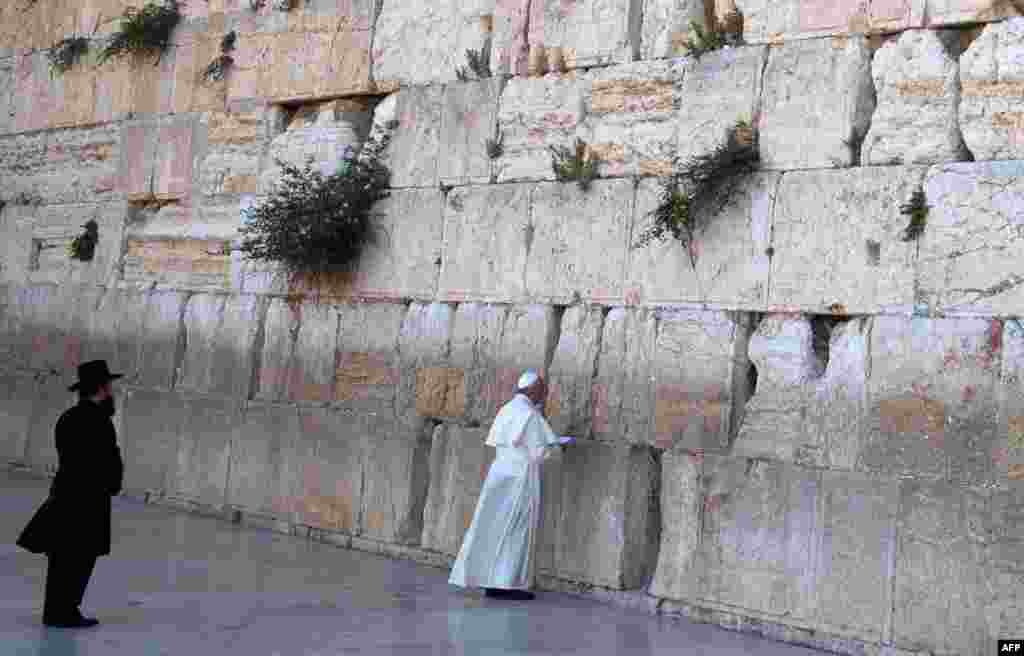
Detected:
left=18, top=360, right=124, bottom=628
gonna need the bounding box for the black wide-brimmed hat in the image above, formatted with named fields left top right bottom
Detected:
left=68, top=360, right=123, bottom=392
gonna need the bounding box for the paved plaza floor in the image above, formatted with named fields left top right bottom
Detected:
left=1, top=469, right=829, bottom=656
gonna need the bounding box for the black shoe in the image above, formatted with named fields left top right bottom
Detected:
left=43, top=616, right=99, bottom=629
left=484, top=588, right=534, bottom=600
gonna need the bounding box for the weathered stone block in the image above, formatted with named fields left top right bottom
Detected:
left=396, top=302, right=454, bottom=420
left=199, top=109, right=266, bottom=197
left=926, top=0, right=1019, bottom=27
left=676, top=45, right=767, bottom=166
left=649, top=450, right=702, bottom=600
left=421, top=424, right=492, bottom=556
left=960, top=19, right=1024, bottom=161
left=734, top=0, right=923, bottom=43
left=997, top=320, right=1024, bottom=481
left=438, top=184, right=532, bottom=302
left=335, top=302, right=405, bottom=405
left=543, top=441, right=659, bottom=589
left=439, top=79, right=503, bottom=186
left=917, top=161, right=1024, bottom=316
left=496, top=75, right=588, bottom=183
left=528, top=0, right=638, bottom=70
left=360, top=417, right=432, bottom=544
left=171, top=32, right=228, bottom=115
left=584, top=60, right=684, bottom=178
left=379, top=87, right=444, bottom=189
left=593, top=307, right=657, bottom=444
left=546, top=305, right=605, bottom=437
left=0, top=376, right=36, bottom=464
left=372, top=0, right=493, bottom=86
left=120, top=390, right=189, bottom=496
left=25, top=376, right=76, bottom=475
left=122, top=237, right=234, bottom=292
left=893, top=480, right=991, bottom=655
left=626, top=173, right=775, bottom=308
left=179, top=294, right=262, bottom=399
left=229, top=27, right=373, bottom=103
left=449, top=303, right=553, bottom=425
left=170, top=397, right=242, bottom=510
left=137, top=291, right=189, bottom=390
left=640, top=0, right=707, bottom=60
left=415, top=367, right=467, bottom=418
left=759, top=37, right=875, bottom=170
left=768, top=167, right=923, bottom=314
left=526, top=180, right=632, bottom=305
left=10, top=124, right=122, bottom=206
left=348, top=188, right=444, bottom=301
left=258, top=300, right=339, bottom=403
left=16, top=284, right=103, bottom=374
left=861, top=316, right=1002, bottom=486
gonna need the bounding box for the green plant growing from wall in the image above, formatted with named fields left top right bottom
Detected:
left=550, top=138, right=600, bottom=191
left=68, top=220, right=99, bottom=262
left=485, top=131, right=504, bottom=160
left=898, top=189, right=929, bottom=242
left=99, top=0, right=182, bottom=66
left=633, top=121, right=759, bottom=268
left=239, top=130, right=395, bottom=295
left=47, top=36, right=92, bottom=76
left=456, top=48, right=491, bottom=81
left=681, top=10, right=743, bottom=58
left=202, top=31, right=237, bottom=84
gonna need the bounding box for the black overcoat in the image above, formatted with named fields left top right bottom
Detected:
left=17, top=400, right=124, bottom=557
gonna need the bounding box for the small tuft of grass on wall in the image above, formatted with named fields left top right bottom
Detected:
left=68, top=220, right=99, bottom=262
left=456, top=48, right=491, bottom=81
left=485, top=131, right=504, bottom=160
left=202, top=31, right=237, bottom=84
left=47, top=36, right=92, bottom=76
left=898, top=189, right=929, bottom=242
left=99, top=0, right=182, bottom=66
left=550, top=138, right=600, bottom=192
left=681, top=10, right=744, bottom=58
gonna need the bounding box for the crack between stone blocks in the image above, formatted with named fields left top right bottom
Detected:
left=763, top=172, right=783, bottom=306
left=367, top=0, right=384, bottom=86
left=544, top=305, right=566, bottom=375
left=170, top=291, right=194, bottom=390
left=247, top=296, right=271, bottom=402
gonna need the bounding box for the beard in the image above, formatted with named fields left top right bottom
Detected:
left=99, top=396, right=116, bottom=417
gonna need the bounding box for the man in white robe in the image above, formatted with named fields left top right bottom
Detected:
left=448, top=370, right=574, bottom=600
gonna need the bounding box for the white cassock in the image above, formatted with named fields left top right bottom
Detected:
left=448, top=393, right=562, bottom=591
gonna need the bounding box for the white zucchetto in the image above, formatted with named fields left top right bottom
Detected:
left=517, top=369, right=540, bottom=391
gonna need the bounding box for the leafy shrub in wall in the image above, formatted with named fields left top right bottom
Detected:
left=899, top=189, right=928, bottom=242
left=202, top=31, right=237, bottom=84
left=633, top=121, right=759, bottom=267
left=47, top=36, right=91, bottom=76
left=485, top=131, right=504, bottom=160
left=68, top=220, right=99, bottom=262
left=681, top=10, right=743, bottom=58
left=456, top=48, right=491, bottom=81
left=239, top=129, right=395, bottom=290
left=99, top=0, right=182, bottom=65
left=550, top=138, right=599, bottom=192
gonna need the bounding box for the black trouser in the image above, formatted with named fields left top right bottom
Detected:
left=43, top=551, right=98, bottom=620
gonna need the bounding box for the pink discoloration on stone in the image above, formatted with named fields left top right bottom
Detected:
left=943, top=349, right=961, bottom=369
left=624, top=96, right=658, bottom=113
left=962, top=385, right=977, bottom=402
left=624, top=288, right=642, bottom=307
left=527, top=127, right=548, bottom=144
left=32, top=335, right=48, bottom=354
left=542, top=112, right=578, bottom=129
left=64, top=337, right=82, bottom=369
left=591, top=382, right=610, bottom=434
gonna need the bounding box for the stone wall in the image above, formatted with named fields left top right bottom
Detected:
left=2, top=2, right=1023, bottom=655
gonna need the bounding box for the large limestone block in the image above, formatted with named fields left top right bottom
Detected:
left=396, top=302, right=455, bottom=421
left=25, top=377, right=74, bottom=475
left=863, top=30, right=969, bottom=165
left=227, top=403, right=315, bottom=518
left=543, top=442, right=659, bottom=589
left=228, top=26, right=373, bottom=103
left=170, top=397, right=242, bottom=511
left=768, top=167, right=924, bottom=314
left=960, top=19, right=1024, bottom=162
left=437, top=183, right=532, bottom=302
left=640, top=0, right=707, bottom=60
left=626, top=173, right=776, bottom=308
left=137, top=291, right=190, bottom=390
left=439, top=79, right=504, bottom=186
left=893, top=481, right=992, bottom=655
left=546, top=305, right=606, bottom=438
left=170, top=32, right=228, bottom=115
left=917, top=161, right=1024, bottom=316
left=759, top=37, right=876, bottom=170
left=179, top=294, right=263, bottom=399
left=594, top=308, right=751, bottom=451
left=649, top=450, right=702, bottom=600
left=926, top=0, right=1020, bottom=27
left=990, top=487, right=1024, bottom=643
left=861, top=316, right=1002, bottom=487
left=528, top=0, right=639, bottom=70
left=348, top=188, right=444, bottom=301
left=583, top=60, right=684, bottom=177
left=257, top=300, right=339, bottom=403
left=998, top=321, right=1024, bottom=481
left=335, top=302, right=405, bottom=406
left=445, top=303, right=554, bottom=424
left=120, top=390, right=189, bottom=496
left=15, top=285, right=104, bottom=374
left=526, top=180, right=633, bottom=305
left=200, top=109, right=268, bottom=197
left=421, top=424, right=492, bottom=556
left=0, top=376, right=36, bottom=464
left=734, top=0, right=923, bottom=43
left=735, top=316, right=871, bottom=470
left=359, top=417, right=432, bottom=544
left=372, top=0, right=494, bottom=86
left=496, top=75, right=588, bottom=183
left=117, top=115, right=205, bottom=202
left=383, top=87, right=444, bottom=188
left=676, top=45, right=767, bottom=166
left=21, top=203, right=127, bottom=288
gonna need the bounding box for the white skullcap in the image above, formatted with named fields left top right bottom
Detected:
left=517, top=369, right=540, bottom=390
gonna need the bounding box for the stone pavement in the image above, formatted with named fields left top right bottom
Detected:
left=1, top=469, right=829, bottom=656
